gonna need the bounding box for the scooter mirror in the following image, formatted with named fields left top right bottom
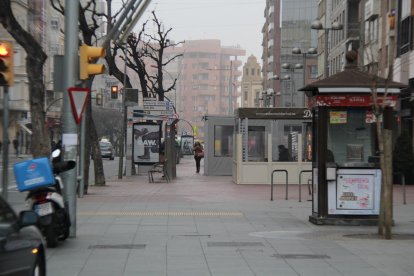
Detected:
left=52, top=149, right=61, bottom=158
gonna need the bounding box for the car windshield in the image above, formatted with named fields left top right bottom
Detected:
left=100, top=142, right=111, bottom=149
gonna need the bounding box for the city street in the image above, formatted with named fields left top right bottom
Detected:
left=22, top=156, right=413, bottom=276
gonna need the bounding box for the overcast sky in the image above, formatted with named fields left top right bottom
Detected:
left=129, top=0, right=266, bottom=64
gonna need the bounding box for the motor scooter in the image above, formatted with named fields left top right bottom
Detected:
left=24, top=149, right=75, bottom=247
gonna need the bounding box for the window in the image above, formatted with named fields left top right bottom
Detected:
left=400, top=17, right=411, bottom=54
left=214, top=125, right=234, bottom=157
left=327, top=109, right=376, bottom=167
left=50, top=18, right=59, bottom=30
left=248, top=126, right=266, bottom=161
left=244, top=91, right=248, bottom=101
left=251, top=68, right=255, bottom=75
left=245, top=68, right=249, bottom=75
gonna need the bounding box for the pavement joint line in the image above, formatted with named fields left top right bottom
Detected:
left=78, top=211, right=244, bottom=216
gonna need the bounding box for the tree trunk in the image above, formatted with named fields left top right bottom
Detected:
left=27, top=53, right=50, bottom=157
left=90, top=117, right=105, bottom=186
left=376, top=119, right=385, bottom=235
left=383, top=129, right=393, bottom=239
left=0, top=0, right=50, bottom=158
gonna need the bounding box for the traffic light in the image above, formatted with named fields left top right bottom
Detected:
left=0, top=41, right=14, bottom=86
left=79, top=44, right=105, bottom=80
left=111, top=86, right=118, bottom=99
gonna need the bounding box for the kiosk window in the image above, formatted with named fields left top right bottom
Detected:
left=214, top=125, right=234, bottom=157
left=248, top=126, right=266, bottom=161
left=327, top=109, right=375, bottom=166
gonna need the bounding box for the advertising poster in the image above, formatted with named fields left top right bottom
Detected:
left=336, top=174, right=375, bottom=210
left=181, top=135, right=194, bottom=155
left=133, top=123, right=161, bottom=165
left=329, top=111, right=347, bottom=124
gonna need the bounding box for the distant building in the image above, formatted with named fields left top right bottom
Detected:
left=241, top=55, right=263, bottom=107
left=262, top=0, right=281, bottom=106
left=165, top=39, right=245, bottom=140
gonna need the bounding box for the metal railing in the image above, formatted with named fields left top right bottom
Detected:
left=270, top=170, right=288, bottom=201
left=298, top=170, right=312, bottom=202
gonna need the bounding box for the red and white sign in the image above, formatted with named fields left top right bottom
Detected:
left=314, top=95, right=398, bottom=107
left=68, top=87, right=90, bottom=124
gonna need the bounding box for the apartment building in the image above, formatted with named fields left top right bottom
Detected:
left=262, top=0, right=317, bottom=107
left=280, top=0, right=318, bottom=107
left=241, top=55, right=263, bottom=107
left=394, top=0, right=414, bottom=145
left=262, top=0, right=282, bottom=107
left=0, top=0, right=64, bottom=153
left=165, top=40, right=245, bottom=140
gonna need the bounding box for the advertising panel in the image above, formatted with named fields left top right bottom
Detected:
left=327, top=169, right=381, bottom=215
left=133, top=123, right=161, bottom=164
left=181, top=135, right=194, bottom=155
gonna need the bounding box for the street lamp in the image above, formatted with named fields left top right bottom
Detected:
left=311, top=20, right=343, bottom=78
left=260, top=88, right=275, bottom=107
left=270, top=75, right=292, bottom=107
left=292, top=47, right=317, bottom=106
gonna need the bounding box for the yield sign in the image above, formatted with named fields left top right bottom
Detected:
left=67, top=87, right=90, bottom=124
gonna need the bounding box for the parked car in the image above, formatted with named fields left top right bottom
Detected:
left=100, top=140, right=115, bottom=160
left=0, top=195, right=46, bottom=275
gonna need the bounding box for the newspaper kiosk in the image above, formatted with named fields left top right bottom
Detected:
left=300, top=58, right=406, bottom=225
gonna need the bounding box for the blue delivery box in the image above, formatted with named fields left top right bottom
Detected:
left=13, top=157, right=54, bottom=192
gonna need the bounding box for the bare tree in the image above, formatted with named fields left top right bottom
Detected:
left=0, top=0, right=51, bottom=157
left=145, top=11, right=183, bottom=101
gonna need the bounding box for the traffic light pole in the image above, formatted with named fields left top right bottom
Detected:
left=1, top=87, right=9, bottom=200
left=62, top=0, right=79, bottom=238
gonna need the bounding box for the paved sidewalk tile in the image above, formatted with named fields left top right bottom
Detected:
left=46, top=158, right=414, bottom=276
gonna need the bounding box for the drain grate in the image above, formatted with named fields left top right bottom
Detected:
left=273, top=254, right=330, bottom=259
left=207, top=242, right=264, bottom=247
left=88, top=244, right=146, bottom=250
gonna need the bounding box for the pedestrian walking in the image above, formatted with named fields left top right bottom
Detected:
left=193, top=141, right=204, bottom=173
left=12, top=138, right=19, bottom=157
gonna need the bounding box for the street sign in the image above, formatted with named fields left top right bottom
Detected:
left=67, top=87, right=90, bottom=124
left=143, top=99, right=173, bottom=115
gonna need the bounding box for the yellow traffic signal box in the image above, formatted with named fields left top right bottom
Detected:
left=79, top=44, right=106, bottom=80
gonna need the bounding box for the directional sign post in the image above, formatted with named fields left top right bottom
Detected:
left=67, top=87, right=90, bottom=124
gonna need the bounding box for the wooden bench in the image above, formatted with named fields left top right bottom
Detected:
left=148, top=162, right=170, bottom=183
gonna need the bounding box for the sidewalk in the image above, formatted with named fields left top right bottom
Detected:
left=46, top=157, right=414, bottom=276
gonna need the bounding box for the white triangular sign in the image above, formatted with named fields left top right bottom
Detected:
left=68, top=87, right=90, bottom=124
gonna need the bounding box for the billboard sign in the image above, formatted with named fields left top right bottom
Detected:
left=133, top=123, right=162, bottom=165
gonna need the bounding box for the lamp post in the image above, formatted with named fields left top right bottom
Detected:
left=311, top=20, right=343, bottom=78
left=260, top=88, right=275, bottom=107
left=292, top=47, right=317, bottom=106
left=270, top=74, right=292, bottom=107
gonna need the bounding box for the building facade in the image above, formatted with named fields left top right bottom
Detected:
left=165, top=40, right=245, bottom=140
left=241, top=55, right=263, bottom=107
left=262, top=0, right=282, bottom=107
left=280, top=0, right=318, bottom=107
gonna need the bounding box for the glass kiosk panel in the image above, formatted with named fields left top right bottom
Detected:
left=327, top=109, right=377, bottom=167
